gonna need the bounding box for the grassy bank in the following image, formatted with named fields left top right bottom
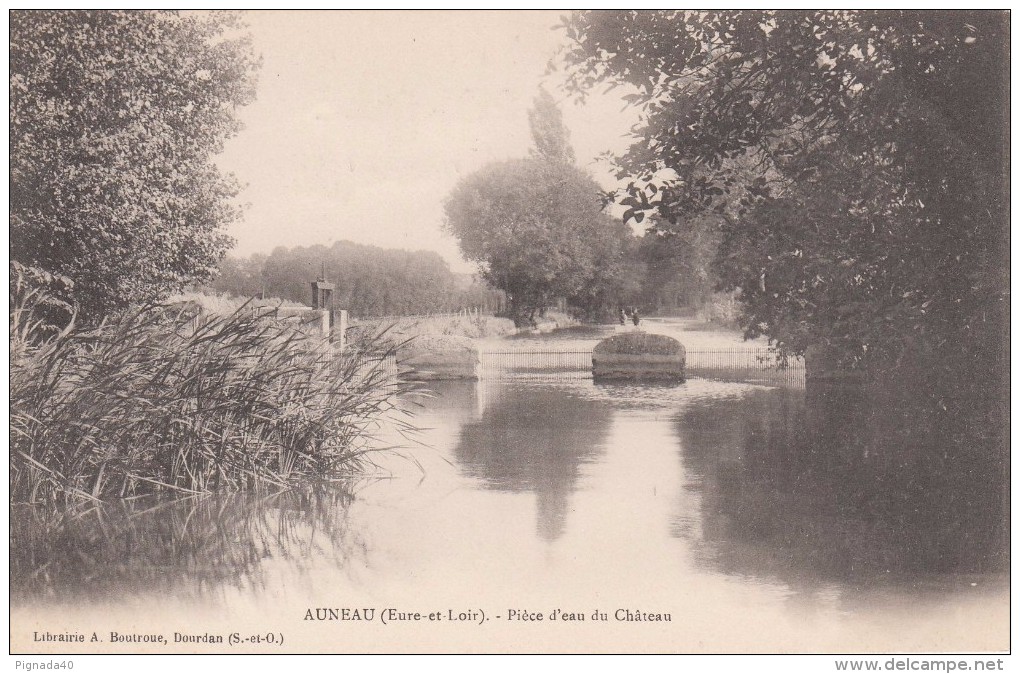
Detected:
left=168, top=290, right=307, bottom=314
left=349, top=311, right=516, bottom=343
left=10, top=291, right=414, bottom=505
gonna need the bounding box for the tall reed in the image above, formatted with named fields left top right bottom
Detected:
left=11, top=291, right=417, bottom=505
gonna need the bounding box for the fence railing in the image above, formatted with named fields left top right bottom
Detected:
left=477, top=347, right=805, bottom=386
left=479, top=350, right=594, bottom=379
left=684, top=347, right=805, bottom=386
left=356, top=346, right=805, bottom=386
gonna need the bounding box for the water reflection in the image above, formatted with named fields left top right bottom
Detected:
left=452, top=383, right=610, bottom=541
left=409, top=380, right=488, bottom=422
left=10, top=487, right=359, bottom=604
left=675, top=385, right=1007, bottom=588
left=10, top=372, right=1008, bottom=652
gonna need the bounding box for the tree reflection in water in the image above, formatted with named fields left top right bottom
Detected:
left=675, top=383, right=1007, bottom=586
left=11, top=486, right=361, bottom=603
left=453, top=383, right=611, bottom=541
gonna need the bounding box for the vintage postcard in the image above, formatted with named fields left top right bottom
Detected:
left=9, top=10, right=1010, bottom=662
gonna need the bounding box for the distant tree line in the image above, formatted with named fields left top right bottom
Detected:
left=206, top=241, right=505, bottom=318
left=211, top=79, right=733, bottom=327
left=213, top=233, right=730, bottom=323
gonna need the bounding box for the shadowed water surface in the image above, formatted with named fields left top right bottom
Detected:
left=10, top=372, right=1008, bottom=653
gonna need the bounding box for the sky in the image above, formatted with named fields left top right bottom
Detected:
left=215, top=10, right=641, bottom=273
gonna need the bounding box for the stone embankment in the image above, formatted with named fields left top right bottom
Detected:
left=397, top=335, right=480, bottom=380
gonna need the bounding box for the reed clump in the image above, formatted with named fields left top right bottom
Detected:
left=11, top=289, right=415, bottom=505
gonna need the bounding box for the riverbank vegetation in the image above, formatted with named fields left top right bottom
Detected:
left=10, top=284, right=414, bottom=506
left=9, top=11, right=422, bottom=506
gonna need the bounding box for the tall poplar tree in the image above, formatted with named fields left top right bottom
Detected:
left=445, top=89, right=632, bottom=326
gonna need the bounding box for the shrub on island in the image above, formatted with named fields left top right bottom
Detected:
left=592, top=332, right=685, bottom=382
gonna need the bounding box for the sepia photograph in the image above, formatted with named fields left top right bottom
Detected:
left=8, top=9, right=1011, bottom=663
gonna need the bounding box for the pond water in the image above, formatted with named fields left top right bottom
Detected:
left=10, top=365, right=1008, bottom=653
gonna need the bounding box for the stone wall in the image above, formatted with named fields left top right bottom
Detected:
left=397, top=335, right=479, bottom=380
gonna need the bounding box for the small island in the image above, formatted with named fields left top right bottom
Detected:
left=592, top=332, right=685, bottom=383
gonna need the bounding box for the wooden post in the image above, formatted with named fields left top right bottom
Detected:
left=311, top=274, right=336, bottom=339
left=335, top=309, right=348, bottom=353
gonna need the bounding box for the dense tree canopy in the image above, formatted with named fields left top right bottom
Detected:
left=444, top=90, right=634, bottom=325
left=560, top=11, right=1008, bottom=380
left=445, top=158, right=631, bottom=325
left=208, top=241, right=503, bottom=317
left=211, top=253, right=269, bottom=298
left=11, top=10, right=259, bottom=319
